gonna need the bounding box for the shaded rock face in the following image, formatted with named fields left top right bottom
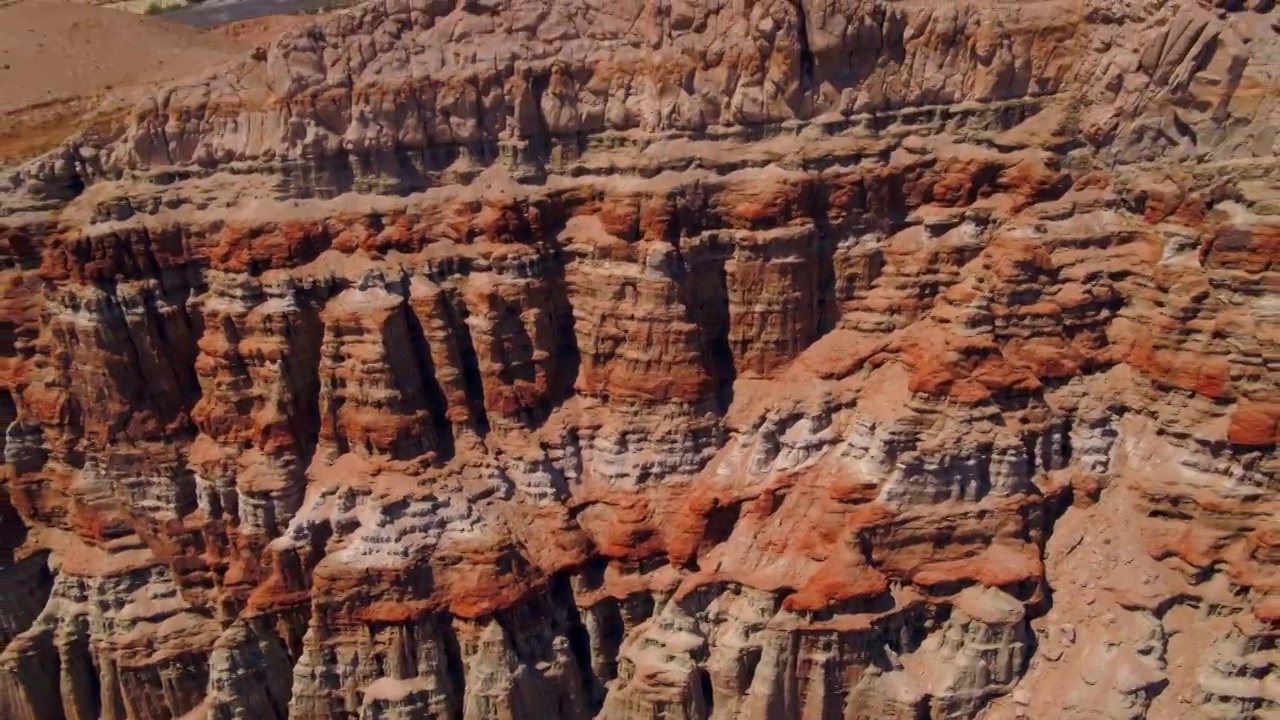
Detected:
left=0, top=1, right=1277, bottom=720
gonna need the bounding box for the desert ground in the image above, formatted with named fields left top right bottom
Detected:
left=0, top=0, right=308, bottom=165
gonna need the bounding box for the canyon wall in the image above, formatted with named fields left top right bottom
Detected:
left=0, top=0, right=1277, bottom=719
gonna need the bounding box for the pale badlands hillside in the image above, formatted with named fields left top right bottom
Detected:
left=0, top=1, right=1276, bottom=719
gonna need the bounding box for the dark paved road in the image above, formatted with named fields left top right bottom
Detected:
left=164, top=0, right=338, bottom=27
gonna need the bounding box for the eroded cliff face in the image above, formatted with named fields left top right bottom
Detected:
left=0, top=0, right=1277, bottom=719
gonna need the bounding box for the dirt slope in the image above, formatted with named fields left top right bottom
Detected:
left=0, top=0, right=246, bottom=164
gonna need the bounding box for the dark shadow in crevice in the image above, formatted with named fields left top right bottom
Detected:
left=401, top=303, right=457, bottom=462
left=679, top=233, right=736, bottom=413
left=439, top=291, right=491, bottom=438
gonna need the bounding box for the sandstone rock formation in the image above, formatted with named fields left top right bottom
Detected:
left=0, top=0, right=1277, bottom=719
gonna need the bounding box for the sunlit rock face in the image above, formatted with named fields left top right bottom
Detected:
left=0, top=0, right=1277, bottom=719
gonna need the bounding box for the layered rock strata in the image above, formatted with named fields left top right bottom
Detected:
left=0, top=0, right=1277, bottom=719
